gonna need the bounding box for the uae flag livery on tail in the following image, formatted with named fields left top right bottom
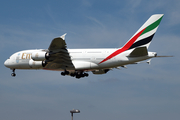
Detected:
left=99, top=14, right=164, bottom=64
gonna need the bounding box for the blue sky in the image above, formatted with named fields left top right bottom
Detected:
left=0, top=0, right=180, bottom=120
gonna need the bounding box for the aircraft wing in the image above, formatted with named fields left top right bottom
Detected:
left=44, top=34, right=75, bottom=70
left=48, top=34, right=67, bottom=52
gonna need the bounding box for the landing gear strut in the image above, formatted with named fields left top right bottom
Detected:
left=11, top=69, right=16, bottom=77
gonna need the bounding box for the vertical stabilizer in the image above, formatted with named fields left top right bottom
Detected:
left=124, top=14, right=164, bottom=50
left=99, top=14, right=164, bottom=64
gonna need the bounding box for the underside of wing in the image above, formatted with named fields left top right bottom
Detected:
left=44, top=34, right=75, bottom=70
left=48, top=34, right=67, bottom=52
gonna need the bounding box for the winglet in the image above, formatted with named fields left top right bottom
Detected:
left=60, top=33, right=67, bottom=40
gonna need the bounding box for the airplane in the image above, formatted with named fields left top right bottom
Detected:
left=4, top=14, right=165, bottom=79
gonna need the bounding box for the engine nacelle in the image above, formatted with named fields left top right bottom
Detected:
left=92, top=69, right=110, bottom=74
left=29, top=59, right=47, bottom=69
left=31, top=52, right=49, bottom=61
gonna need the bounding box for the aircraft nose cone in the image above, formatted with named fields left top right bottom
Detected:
left=4, top=59, right=9, bottom=67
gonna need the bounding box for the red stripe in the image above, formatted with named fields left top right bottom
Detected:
left=99, top=28, right=146, bottom=64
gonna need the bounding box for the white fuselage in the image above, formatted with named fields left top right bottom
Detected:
left=4, top=48, right=156, bottom=71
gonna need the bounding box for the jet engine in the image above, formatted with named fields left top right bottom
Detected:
left=92, top=69, right=110, bottom=74
left=29, top=59, right=47, bottom=69
left=31, top=51, right=49, bottom=61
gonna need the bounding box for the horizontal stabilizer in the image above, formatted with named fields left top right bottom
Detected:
left=128, top=47, right=148, bottom=57
left=155, top=56, right=173, bottom=57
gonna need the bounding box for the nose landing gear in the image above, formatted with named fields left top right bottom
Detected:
left=11, top=69, right=16, bottom=77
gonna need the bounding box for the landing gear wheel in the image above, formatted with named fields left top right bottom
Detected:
left=61, top=72, right=66, bottom=76
left=75, top=75, right=81, bottom=79
left=70, top=73, right=75, bottom=77
left=11, top=73, right=16, bottom=77
left=11, top=69, right=16, bottom=77
left=61, top=70, right=70, bottom=76
left=84, top=73, right=89, bottom=77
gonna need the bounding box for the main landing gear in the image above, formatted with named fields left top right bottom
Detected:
left=61, top=70, right=69, bottom=76
left=61, top=71, right=89, bottom=79
left=11, top=69, right=16, bottom=77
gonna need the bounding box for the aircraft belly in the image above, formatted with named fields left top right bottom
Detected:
left=117, top=56, right=150, bottom=65
left=98, top=56, right=150, bottom=68
left=9, top=59, right=30, bottom=69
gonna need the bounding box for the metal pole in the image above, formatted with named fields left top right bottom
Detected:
left=71, top=113, right=73, bottom=120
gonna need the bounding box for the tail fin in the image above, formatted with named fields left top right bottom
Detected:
left=99, top=14, right=163, bottom=64
left=122, top=14, right=164, bottom=50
